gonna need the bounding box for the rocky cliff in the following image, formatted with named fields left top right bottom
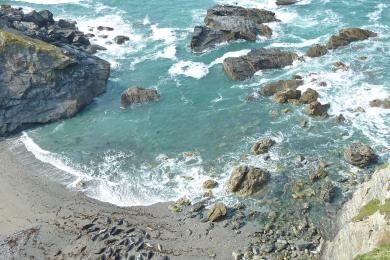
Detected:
left=0, top=5, right=110, bottom=136
left=321, top=163, right=390, bottom=259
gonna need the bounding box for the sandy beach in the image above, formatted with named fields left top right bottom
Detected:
left=0, top=136, right=254, bottom=260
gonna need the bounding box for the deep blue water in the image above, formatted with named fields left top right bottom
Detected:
left=8, top=0, right=390, bottom=215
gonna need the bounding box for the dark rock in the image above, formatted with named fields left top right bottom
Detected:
left=295, top=239, right=312, bottom=251
left=335, top=114, right=346, bottom=123
left=332, top=61, right=348, bottom=71
left=300, top=88, right=319, bottom=104
left=207, top=203, right=227, bottom=222
left=86, top=44, right=107, bottom=54
left=227, top=165, right=269, bottom=196
left=369, top=98, right=390, bottom=109
left=252, top=138, right=276, bottom=155
left=191, top=5, right=277, bottom=52
left=113, top=35, right=129, bottom=44
left=276, top=0, right=299, bottom=5
left=97, top=26, right=114, bottom=31
left=344, top=142, right=377, bottom=168
left=305, top=101, right=330, bottom=117
left=223, top=48, right=298, bottom=80
left=326, top=28, right=377, bottom=49
left=56, top=19, right=77, bottom=29
left=120, top=87, right=160, bottom=107
left=38, top=10, right=54, bottom=26
left=306, top=44, right=328, bottom=58
left=22, top=10, right=45, bottom=27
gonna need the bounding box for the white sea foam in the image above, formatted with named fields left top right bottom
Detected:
left=368, top=3, right=387, bottom=22
left=169, top=61, right=209, bottom=79
left=170, top=49, right=251, bottom=79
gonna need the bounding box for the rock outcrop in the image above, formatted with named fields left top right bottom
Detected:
left=252, top=138, right=276, bottom=155
left=306, top=44, right=328, bottom=58
left=227, top=166, right=269, bottom=196
left=120, top=87, right=160, bottom=107
left=0, top=6, right=110, bottom=136
left=256, top=77, right=304, bottom=97
left=191, top=5, right=278, bottom=52
left=326, top=28, right=377, bottom=49
left=344, top=142, right=377, bottom=168
left=300, top=88, right=319, bottom=104
left=223, top=48, right=298, bottom=80
left=305, top=101, right=330, bottom=117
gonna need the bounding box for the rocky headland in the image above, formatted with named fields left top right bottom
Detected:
left=0, top=5, right=110, bottom=136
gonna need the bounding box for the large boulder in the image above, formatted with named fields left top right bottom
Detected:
left=369, top=98, right=390, bottom=109
left=223, top=48, right=298, bottom=80
left=227, top=166, right=270, bottom=196
left=120, top=87, right=160, bottom=107
left=326, top=28, right=377, bottom=49
left=191, top=5, right=277, bottom=52
left=0, top=29, right=110, bottom=136
left=344, top=142, right=377, bottom=168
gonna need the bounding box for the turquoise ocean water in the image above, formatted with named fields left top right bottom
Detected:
left=7, top=0, right=390, bottom=219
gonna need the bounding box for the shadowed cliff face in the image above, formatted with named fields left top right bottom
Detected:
left=0, top=6, right=110, bottom=136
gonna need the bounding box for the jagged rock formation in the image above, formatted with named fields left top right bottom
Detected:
left=0, top=5, right=110, bottom=136
left=223, top=48, right=298, bottom=80
left=191, top=5, right=278, bottom=52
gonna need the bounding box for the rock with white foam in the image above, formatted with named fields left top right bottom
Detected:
left=120, top=87, right=160, bottom=107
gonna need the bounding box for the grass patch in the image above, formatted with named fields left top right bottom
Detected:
left=352, top=199, right=381, bottom=222
left=379, top=199, right=390, bottom=216
left=354, top=245, right=390, bottom=260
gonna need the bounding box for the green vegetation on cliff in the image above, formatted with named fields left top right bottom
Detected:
left=354, top=245, right=390, bottom=260
left=352, top=199, right=390, bottom=222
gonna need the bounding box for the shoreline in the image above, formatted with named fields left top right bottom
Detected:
left=0, top=136, right=254, bottom=259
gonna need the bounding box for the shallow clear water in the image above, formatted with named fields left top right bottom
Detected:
left=8, top=0, right=390, bottom=214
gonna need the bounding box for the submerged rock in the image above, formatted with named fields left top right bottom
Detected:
left=113, top=35, right=129, bottom=45
left=223, top=48, right=298, bottom=80
left=317, top=180, right=336, bottom=203
left=120, top=87, right=160, bottom=107
left=344, top=142, right=377, bottom=168
left=191, top=5, right=277, bottom=52
left=227, top=166, right=270, bottom=196
left=369, top=98, right=390, bottom=109
left=207, top=203, right=227, bottom=222
left=306, top=44, right=328, bottom=58
left=252, top=138, right=276, bottom=155
left=202, top=180, right=219, bottom=189
left=326, top=28, right=377, bottom=49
